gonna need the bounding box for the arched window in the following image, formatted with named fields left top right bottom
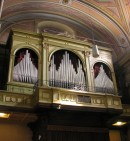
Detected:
left=49, top=50, right=86, bottom=91
left=93, top=62, right=114, bottom=94
left=13, top=48, right=38, bottom=84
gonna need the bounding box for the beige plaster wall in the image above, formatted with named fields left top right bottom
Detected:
left=109, top=130, right=121, bottom=141
left=0, top=121, right=32, bottom=141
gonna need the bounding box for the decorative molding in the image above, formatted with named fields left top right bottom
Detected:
left=37, top=87, right=122, bottom=110
left=0, top=90, right=35, bottom=108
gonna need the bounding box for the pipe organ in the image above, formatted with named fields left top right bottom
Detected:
left=7, top=29, right=118, bottom=99
left=13, top=50, right=38, bottom=84
left=49, top=51, right=86, bottom=91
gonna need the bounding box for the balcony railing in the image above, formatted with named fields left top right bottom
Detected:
left=34, top=80, right=115, bottom=94
left=0, top=79, right=115, bottom=95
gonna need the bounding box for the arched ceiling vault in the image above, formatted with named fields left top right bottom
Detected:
left=0, top=0, right=130, bottom=62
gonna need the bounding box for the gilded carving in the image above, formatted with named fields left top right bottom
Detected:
left=53, top=93, right=59, bottom=101
left=61, top=93, right=76, bottom=102
left=77, top=95, right=91, bottom=104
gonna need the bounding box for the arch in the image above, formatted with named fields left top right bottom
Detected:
left=91, top=59, right=114, bottom=71
left=49, top=48, right=84, bottom=66
left=14, top=48, right=38, bottom=66
left=2, top=1, right=129, bottom=45
left=1, top=10, right=128, bottom=59
left=11, top=43, right=40, bottom=59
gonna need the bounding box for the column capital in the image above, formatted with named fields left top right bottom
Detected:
left=84, top=51, right=90, bottom=57
left=42, top=42, right=49, bottom=49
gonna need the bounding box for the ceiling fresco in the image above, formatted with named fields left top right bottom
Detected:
left=0, top=0, right=130, bottom=62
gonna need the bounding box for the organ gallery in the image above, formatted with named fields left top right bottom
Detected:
left=1, top=28, right=123, bottom=141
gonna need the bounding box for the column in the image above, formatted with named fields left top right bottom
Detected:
left=8, top=55, right=15, bottom=82
left=84, top=51, right=93, bottom=91
left=111, top=71, right=118, bottom=95
left=42, top=42, right=49, bottom=87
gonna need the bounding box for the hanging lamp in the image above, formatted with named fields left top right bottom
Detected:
left=90, top=16, right=100, bottom=58
left=92, top=44, right=99, bottom=57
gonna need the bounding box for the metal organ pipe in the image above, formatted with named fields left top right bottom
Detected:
left=13, top=50, right=38, bottom=84
left=94, top=65, right=114, bottom=93
left=49, top=51, right=86, bottom=91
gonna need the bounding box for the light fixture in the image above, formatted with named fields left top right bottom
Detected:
left=0, top=113, right=10, bottom=118
left=112, top=121, right=127, bottom=126
left=92, top=44, right=99, bottom=57
left=38, top=134, right=42, bottom=140
left=57, top=105, right=61, bottom=109
left=89, top=18, right=100, bottom=58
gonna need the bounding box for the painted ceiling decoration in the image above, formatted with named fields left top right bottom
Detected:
left=0, top=0, right=130, bottom=62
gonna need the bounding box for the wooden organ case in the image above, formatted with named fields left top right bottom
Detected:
left=6, top=29, right=122, bottom=141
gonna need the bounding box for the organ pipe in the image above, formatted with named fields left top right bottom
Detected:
left=13, top=50, right=38, bottom=84
left=94, top=65, right=114, bottom=93
left=49, top=51, right=86, bottom=91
